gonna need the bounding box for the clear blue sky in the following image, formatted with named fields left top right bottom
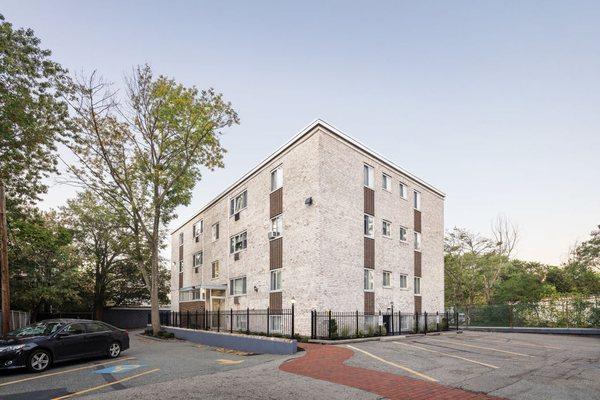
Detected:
left=3, top=1, right=599, bottom=264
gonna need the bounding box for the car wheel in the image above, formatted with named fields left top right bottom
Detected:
left=108, top=341, right=121, bottom=358
left=27, top=349, right=51, bottom=372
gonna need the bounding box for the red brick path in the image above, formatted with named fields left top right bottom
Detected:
left=279, top=343, right=503, bottom=400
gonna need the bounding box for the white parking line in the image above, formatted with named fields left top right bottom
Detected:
left=346, top=345, right=437, bottom=382
left=424, top=338, right=535, bottom=357
left=395, top=341, right=498, bottom=369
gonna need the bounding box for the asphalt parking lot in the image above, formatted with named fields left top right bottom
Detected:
left=0, top=331, right=286, bottom=400
left=346, top=331, right=600, bottom=400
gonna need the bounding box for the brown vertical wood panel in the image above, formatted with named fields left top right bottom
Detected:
left=414, top=251, right=422, bottom=277
left=178, top=273, right=183, bottom=289
left=364, top=187, right=375, bottom=216
left=414, top=296, right=422, bottom=313
left=270, top=188, right=283, bottom=218
left=364, top=237, right=375, bottom=268
left=414, top=209, right=422, bottom=233
left=270, top=237, right=283, bottom=270
left=270, top=291, right=282, bottom=312
left=364, top=292, right=375, bottom=314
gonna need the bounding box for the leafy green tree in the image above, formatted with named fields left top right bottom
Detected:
left=66, top=65, right=239, bottom=334
left=0, top=14, right=71, bottom=332
left=62, top=191, right=169, bottom=319
left=8, top=206, right=84, bottom=320
left=492, top=260, right=557, bottom=303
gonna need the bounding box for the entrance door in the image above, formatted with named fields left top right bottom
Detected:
left=210, top=297, right=224, bottom=328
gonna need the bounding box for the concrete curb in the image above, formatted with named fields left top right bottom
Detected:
left=464, top=326, right=600, bottom=335
left=162, top=326, right=297, bottom=355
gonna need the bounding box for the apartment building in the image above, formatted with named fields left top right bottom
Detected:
left=170, top=120, right=445, bottom=335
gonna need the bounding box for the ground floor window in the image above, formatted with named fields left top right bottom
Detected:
left=233, top=314, right=247, bottom=331
left=229, top=276, right=247, bottom=295
left=269, top=315, right=282, bottom=333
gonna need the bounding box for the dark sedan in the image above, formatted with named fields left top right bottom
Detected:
left=0, top=319, right=129, bottom=372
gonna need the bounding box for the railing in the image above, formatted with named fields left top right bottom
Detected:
left=455, top=297, right=600, bottom=329
left=0, top=310, right=30, bottom=335
left=310, top=310, right=451, bottom=340
left=159, top=306, right=296, bottom=338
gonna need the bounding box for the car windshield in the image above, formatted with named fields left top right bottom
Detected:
left=7, top=322, right=64, bottom=338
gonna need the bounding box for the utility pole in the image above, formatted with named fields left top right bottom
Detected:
left=0, top=181, right=10, bottom=335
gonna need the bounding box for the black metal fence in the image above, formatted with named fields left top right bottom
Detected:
left=310, top=310, right=452, bottom=340
left=158, top=306, right=296, bottom=338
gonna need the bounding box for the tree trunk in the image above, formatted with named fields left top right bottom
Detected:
left=150, top=241, right=161, bottom=334
left=0, top=182, right=10, bottom=335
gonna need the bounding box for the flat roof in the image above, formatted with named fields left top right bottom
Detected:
left=172, top=119, right=445, bottom=234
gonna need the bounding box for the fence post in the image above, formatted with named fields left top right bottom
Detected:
left=204, top=309, right=208, bottom=330
left=195, top=311, right=198, bottom=330
left=399, top=312, right=402, bottom=335
left=424, top=312, right=428, bottom=335
left=312, top=311, right=315, bottom=339
left=187, top=311, right=190, bottom=329
left=378, top=310, right=382, bottom=336
left=391, top=305, right=394, bottom=335
left=217, top=308, right=220, bottom=332
left=355, top=310, right=359, bottom=337
left=246, top=307, right=250, bottom=335
left=508, top=304, right=513, bottom=328
left=436, top=311, right=439, bottom=332
left=445, top=311, right=449, bottom=331
left=147, top=312, right=151, bottom=325
left=415, top=311, right=419, bottom=333
left=230, top=309, right=233, bottom=333
left=328, top=310, right=332, bottom=339
left=267, top=307, right=270, bottom=336
left=456, top=311, right=459, bottom=331
left=291, top=303, right=295, bottom=338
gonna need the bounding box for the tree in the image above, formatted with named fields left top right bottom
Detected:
left=8, top=206, right=84, bottom=320
left=66, top=66, right=239, bottom=334
left=62, top=191, right=170, bottom=319
left=492, top=260, right=556, bottom=303
left=0, top=15, right=70, bottom=332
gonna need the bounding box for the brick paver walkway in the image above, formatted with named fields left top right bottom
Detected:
left=280, top=343, right=503, bottom=400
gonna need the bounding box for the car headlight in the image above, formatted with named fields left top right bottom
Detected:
left=0, top=344, right=26, bottom=353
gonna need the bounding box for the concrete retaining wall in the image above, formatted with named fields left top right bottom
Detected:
left=464, top=326, right=600, bottom=335
left=162, top=326, right=297, bottom=355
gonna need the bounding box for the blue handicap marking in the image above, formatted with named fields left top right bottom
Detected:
left=95, top=364, right=144, bottom=374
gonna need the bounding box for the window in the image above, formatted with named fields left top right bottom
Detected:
left=234, top=314, right=247, bottom=331
left=414, top=231, right=421, bottom=251
left=179, top=289, right=204, bottom=302
left=399, top=274, right=408, bottom=288
left=229, top=276, right=247, bottom=296
left=178, top=232, right=184, bottom=246
left=414, top=276, right=421, bottom=295
left=364, top=214, right=374, bottom=237
left=399, top=182, right=408, bottom=199
left=271, top=166, right=283, bottom=191
left=269, top=315, right=282, bottom=333
left=193, top=252, right=203, bottom=273
left=211, top=260, right=220, bottom=279
left=364, top=268, right=374, bottom=291
left=382, top=173, right=392, bottom=191
left=363, top=164, right=374, bottom=188
left=212, top=223, right=219, bottom=241
left=399, top=226, right=408, bottom=242
left=62, top=323, right=85, bottom=335
left=413, top=190, right=421, bottom=210
left=270, top=215, right=283, bottom=238
left=193, top=221, right=203, bottom=242
left=85, top=322, right=109, bottom=333
left=270, top=269, right=282, bottom=291
left=382, top=220, right=391, bottom=238
left=383, top=271, right=391, bottom=288
left=230, top=190, right=248, bottom=215
left=230, top=231, right=247, bottom=254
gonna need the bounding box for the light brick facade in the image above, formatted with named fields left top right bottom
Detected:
left=170, top=120, right=445, bottom=335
